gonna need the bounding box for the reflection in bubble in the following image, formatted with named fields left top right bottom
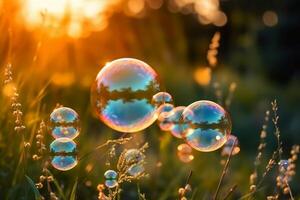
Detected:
left=50, top=138, right=78, bottom=171
left=50, top=138, right=77, bottom=154
left=124, top=149, right=145, bottom=164
left=50, top=107, right=80, bottom=139
left=127, top=163, right=145, bottom=177
left=152, top=92, right=173, bottom=107
left=91, top=58, right=161, bottom=133
left=157, top=103, right=174, bottom=131
left=168, top=106, right=188, bottom=139
left=183, top=100, right=231, bottom=152
left=104, top=170, right=118, bottom=188
left=51, top=155, right=78, bottom=171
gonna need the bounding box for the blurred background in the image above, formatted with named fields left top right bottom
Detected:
left=0, top=0, right=299, bottom=199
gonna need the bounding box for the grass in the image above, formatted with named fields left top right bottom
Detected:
left=0, top=1, right=299, bottom=199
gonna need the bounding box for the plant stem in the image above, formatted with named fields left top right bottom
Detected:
left=222, top=184, right=237, bottom=200
left=213, top=138, right=237, bottom=200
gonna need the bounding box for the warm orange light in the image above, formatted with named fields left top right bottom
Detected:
left=173, top=0, right=227, bottom=26
left=262, top=10, right=278, bottom=27
left=2, top=83, right=16, bottom=97
left=51, top=72, right=75, bottom=87
left=127, top=0, right=145, bottom=15
left=19, top=0, right=120, bottom=38
left=194, top=67, right=212, bottom=86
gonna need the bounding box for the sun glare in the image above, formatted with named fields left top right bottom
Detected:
left=19, top=0, right=120, bottom=38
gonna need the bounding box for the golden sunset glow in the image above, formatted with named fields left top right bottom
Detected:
left=19, top=0, right=120, bottom=38
left=173, top=0, right=227, bottom=26
left=194, top=67, right=212, bottom=86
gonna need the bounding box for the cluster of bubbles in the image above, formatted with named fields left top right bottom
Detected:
left=124, top=149, right=145, bottom=177
left=91, top=58, right=234, bottom=162
left=49, top=107, right=80, bottom=171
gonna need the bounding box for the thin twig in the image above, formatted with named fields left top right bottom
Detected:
left=285, top=179, right=295, bottom=200
left=79, top=134, right=131, bottom=161
left=213, top=138, right=237, bottom=200
left=222, top=184, right=237, bottom=200
left=185, top=170, right=193, bottom=185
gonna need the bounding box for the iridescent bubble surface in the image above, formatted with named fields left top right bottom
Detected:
left=152, top=92, right=173, bottom=107
left=51, top=155, right=78, bottom=171
left=127, top=163, right=145, bottom=177
left=50, top=107, right=80, bottom=139
left=177, top=144, right=194, bottom=163
left=168, top=106, right=188, bottom=139
left=50, top=138, right=77, bottom=154
left=104, top=170, right=118, bottom=188
left=50, top=138, right=77, bottom=171
left=91, top=58, right=161, bottom=133
left=221, top=135, right=240, bottom=156
left=183, top=100, right=232, bottom=152
left=157, top=103, right=174, bottom=131
left=156, top=103, right=174, bottom=117
left=124, top=149, right=145, bottom=164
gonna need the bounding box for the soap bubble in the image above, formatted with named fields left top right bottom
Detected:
left=152, top=92, right=173, bottom=107
left=124, top=149, right=145, bottom=164
left=50, top=107, right=80, bottom=139
left=50, top=138, right=77, bottom=171
left=221, top=135, right=240, bottom=156
left=177, top=143, right=194, bottom=163
left=91, top=58, right=161, bottom=133
left=104, top=170, right=118, bottom=188
left=157, top=103, right=174, bottom=131
left=123, top=149, right=145, bottom=176
left=50, top=138, right=77, bottom=154
left=51, top=155, right=78, bottom=171
left=183, top=100, right=232, bottom=152
left=157, top=103, right=174, bottom=117
left=168, top=106, right=188, bottom=138
left=127, top=163, right=145, bottom=177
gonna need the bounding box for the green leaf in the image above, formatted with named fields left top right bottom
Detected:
left=25, top=175, right=42, bottom=200
left=69, top=178, right=78, bottom=200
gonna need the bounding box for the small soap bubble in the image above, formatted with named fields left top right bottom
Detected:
left=51, top=155, right=78, bottom=171
left=127, top=163, right=145, bottom=177
left=157, top=103, right=174, bottom=131
left=50, top=107, right=80, bottom=139
left=91, top=58, right=161, bottom=133
left=124, top=149, right=145, bottom=164
left=50, top=138, right=77, bottom=171
left=152, top=92, right=173, bottom=107
left=221, top=135, right=240, bottom=156
left=124, top=149, right=145, bottom=176
left=104, top=170, right=118, bottom=188
left=157, top=103, right=174, bottom=117
left=50, top=138, right=77, bottom=154
left=177, top=143, right=194, bottom=163
left=168, top=106, right=188, bottom=138
left=183, top=100, right=232, bottom=152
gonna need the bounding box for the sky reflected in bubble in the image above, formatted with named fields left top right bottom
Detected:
left=183, top=100, right=231, bottom=152
left=91, top=58, right=161, bottom=133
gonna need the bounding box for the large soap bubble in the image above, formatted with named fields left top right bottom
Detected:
left=182, top=100, right=231, bottom=152
left=91, top=58, right=161, bottom=133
